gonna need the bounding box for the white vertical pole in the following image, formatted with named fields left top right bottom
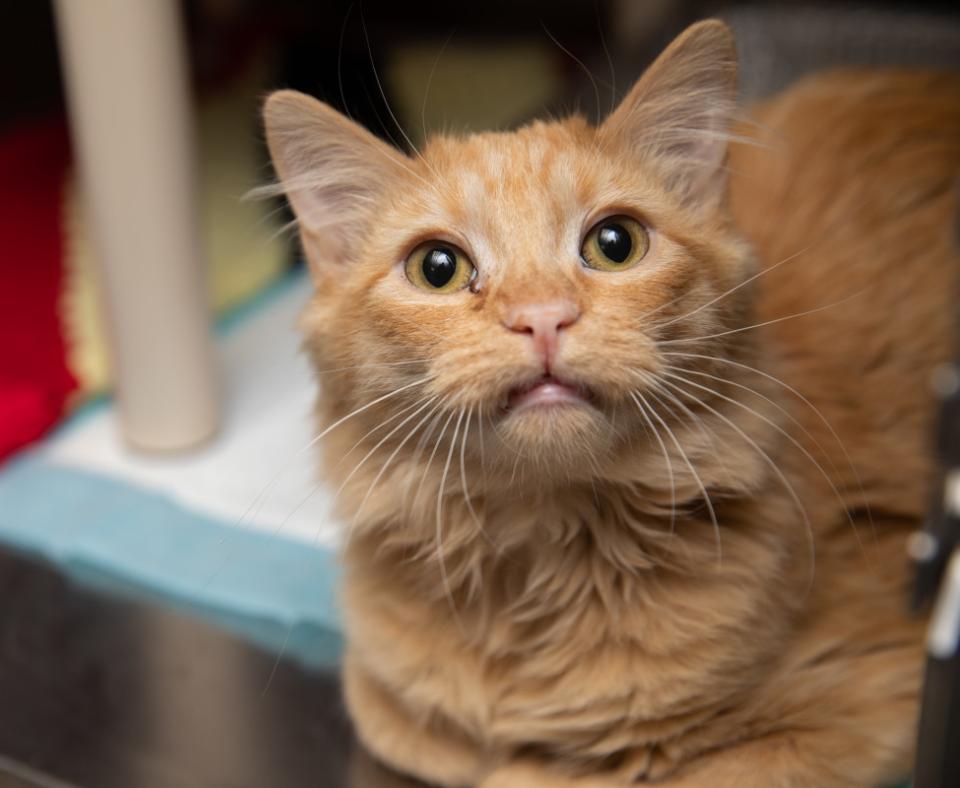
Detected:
left=54, top=0, right=219, bottom=451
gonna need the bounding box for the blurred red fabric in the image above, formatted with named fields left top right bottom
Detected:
left=0, top=118, right=76, bottom=461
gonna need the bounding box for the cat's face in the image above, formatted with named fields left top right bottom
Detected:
left=266, top=21, right=750, bottom=481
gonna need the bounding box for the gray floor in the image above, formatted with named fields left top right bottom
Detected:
left=0, top=548, right=422, bottom=788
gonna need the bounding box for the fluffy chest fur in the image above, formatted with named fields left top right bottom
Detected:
left=340, top=456, right=814, bottom=768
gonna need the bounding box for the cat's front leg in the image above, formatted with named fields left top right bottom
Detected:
left=477, top=728, right=907, bottom=788
left=342, top=653, right=484, bottom=787
left=479, top=761, right=622, bottom=788
left=644, top=730, right=899, bottom=788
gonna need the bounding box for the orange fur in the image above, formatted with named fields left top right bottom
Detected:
left=264, top=20, right=960, bottom=787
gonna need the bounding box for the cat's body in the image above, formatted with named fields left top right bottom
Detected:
left=264, top=23, right=960, bottom=788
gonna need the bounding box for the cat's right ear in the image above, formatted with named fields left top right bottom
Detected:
left=599, top=20, right=738, bottom=211
left=262, top=90, right=408, bottom=274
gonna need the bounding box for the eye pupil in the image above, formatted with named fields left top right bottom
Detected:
left=597, top=224, right=632, bottom=263
left=421, top=247, right=457, bottom=288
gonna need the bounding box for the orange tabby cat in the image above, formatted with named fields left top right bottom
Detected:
left=263, top=20, right=960, bottom=787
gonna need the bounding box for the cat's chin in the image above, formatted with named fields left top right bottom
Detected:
left=495, top=401, right=613, bottom=475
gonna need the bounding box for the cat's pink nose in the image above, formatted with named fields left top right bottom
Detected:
left=503, top=300, right=580, bottom=368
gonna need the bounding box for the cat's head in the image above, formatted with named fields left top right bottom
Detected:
left=264, top=20, right=755, bottom=486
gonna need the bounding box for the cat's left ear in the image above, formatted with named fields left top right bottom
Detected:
left=600, top=19, right=738, bottom=211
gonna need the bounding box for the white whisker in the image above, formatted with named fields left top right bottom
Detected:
left=336, top=395, right=432, bottom=468
left=204, top=375, right=432, bottom=590
left=421, top=30, right=455, bottom=145
left=359, top=4, right=450, bottom=192
left=662, top=368, right=869, bottom=562
left=635, top=390, right=722, bottom=564
left=634, top=368, right=728, bottom=474
left=412, top=409, right=457, bottom=520
left=658, top=287, right=870, bottom=346
left=629, top=392, right=677, bottom=533
left=656, top=242, right=816, bottom=331
left=315, top=359, right=430, bottom=376
left=351, top=397, right=442, bottom=528
left=459, top=405, right=487, bottom=540
left=658, top=376, right=816, bottom=592
left=662, top=350, right=875, bottom=542
left=309, top=396, right=442, bottom=547
left=436, top=408, right=467, bottom=631
left=541, top=23, right=605, bottom=122
left=239, top=375, right=431, bottom=528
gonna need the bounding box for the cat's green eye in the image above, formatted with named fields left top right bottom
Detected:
left=580, top=216, right=650, bottom=272
left=404, top=242, right=476, bottom=293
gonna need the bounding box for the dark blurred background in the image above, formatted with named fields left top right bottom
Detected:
left=6, top=1, right=960, bottom=132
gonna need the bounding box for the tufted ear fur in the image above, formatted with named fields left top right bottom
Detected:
left=600, top=20, right=738, bottom=211
left=262, top=90, right=408, bottom=273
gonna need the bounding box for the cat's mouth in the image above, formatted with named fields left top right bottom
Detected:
left=505, top=375, right=592, bottom=414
